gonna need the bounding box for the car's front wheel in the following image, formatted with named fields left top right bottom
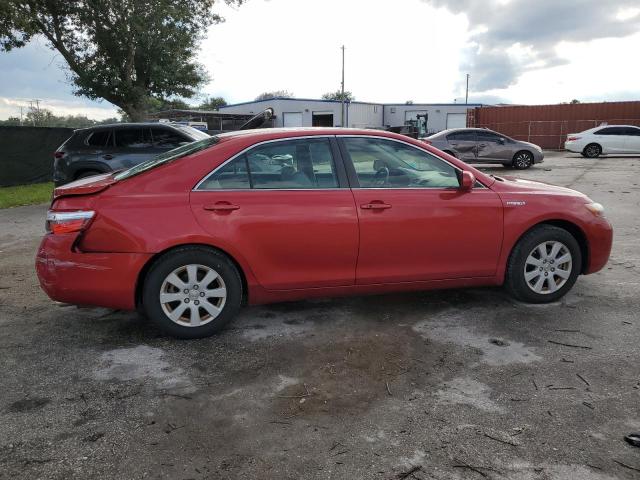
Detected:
left=505, top=225, right=581, bottom=303
left=512, top=151, right=534, bottom=169
left=142, top=246, right=243, bottom=338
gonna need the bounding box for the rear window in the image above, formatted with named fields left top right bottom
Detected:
left=113, top=136, right=220, bottom=181
left=151, top=127, right=189, bottom=148
left=115, top=128, right=153, bottom=148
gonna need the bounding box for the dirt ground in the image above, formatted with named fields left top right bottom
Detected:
left=1, top=152, right=639, bottom=480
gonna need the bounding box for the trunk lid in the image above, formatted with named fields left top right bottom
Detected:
left=52, top=173, right=117, bottom=201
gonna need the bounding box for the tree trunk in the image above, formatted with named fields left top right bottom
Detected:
left=123, top=103, right=147, bottom=122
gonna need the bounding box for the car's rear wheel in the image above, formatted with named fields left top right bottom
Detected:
left=582, top=143, right=601, bottom=158
left=142, top=246, right=242, bottom=338
left=512, top=151, right=534, bottom=169
left=505, top=225, right=581, bottom=303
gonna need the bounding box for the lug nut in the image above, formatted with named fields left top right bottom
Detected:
left=200, top=292, right=205, bottom=297
left=539, top=267, right=543, bottom=271
left=184, top=298, right=190, bottom=303
left=551, top=267, right=555, bottom=272
left=544, top=272, right=548, bottom=277
left=194, top=300, right=200, bottom=305
left=193, top=285, right=199, bottom=290
left=183, top=289, right=189, bottom=294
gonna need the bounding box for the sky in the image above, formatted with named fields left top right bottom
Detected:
left=1, top=0, right=639, bottom=120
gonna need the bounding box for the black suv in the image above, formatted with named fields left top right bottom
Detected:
left=53, top=123, right=210, bottom=186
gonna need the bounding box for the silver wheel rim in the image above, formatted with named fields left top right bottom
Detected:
left=515, top=153, right=531, bottom=168
left=586, top=145, right=598, bottom=157
left=524, top=241, right=572, bottom=294
left=159, top=264, right=227, bottom=327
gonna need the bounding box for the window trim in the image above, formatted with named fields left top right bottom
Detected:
left=84, top=129, right=113, bottom=148
left=193, top=135, right=348, bottom=191
left=336, top=135, right=487, bottom=190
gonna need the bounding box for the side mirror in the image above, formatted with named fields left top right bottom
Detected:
left=498, top=137, right=505, bottom=145
left=460, top=171, right=475, bottom=191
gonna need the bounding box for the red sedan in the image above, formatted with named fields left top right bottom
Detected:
left=36, top=128, right=613, bottom=338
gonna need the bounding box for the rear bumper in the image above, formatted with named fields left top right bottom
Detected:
left=564, top=141, right=583, bottom=153
left=35, top=234, right=151, bottom=310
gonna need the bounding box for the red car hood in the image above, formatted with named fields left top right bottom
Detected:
left=53, top=173, right=117, bottom=200
left=491, top=175, right=588, bottom=199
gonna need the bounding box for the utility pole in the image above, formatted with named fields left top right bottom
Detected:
left=465, top=74, right=470, bottom=105
left=341, top=45, right=345, bottom=127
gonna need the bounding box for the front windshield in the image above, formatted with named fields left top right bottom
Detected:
left=114, top=136, right=219, bottom=181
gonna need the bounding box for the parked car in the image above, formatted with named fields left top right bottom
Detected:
left=424, top=128, right=544, bottom=169
left=36, top=128, right=612, bottom=339
left=564, top=125, right=640, bottom=158
left=53, top=122, right=210, bottom=186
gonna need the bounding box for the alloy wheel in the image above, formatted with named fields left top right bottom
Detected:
left=584, top=144, right=600, bottom=158
left=514, top=152, right=533, bottom=169
left=159, top=264, right=227, bottom=327
left=523, top=241, right=572, bottom=294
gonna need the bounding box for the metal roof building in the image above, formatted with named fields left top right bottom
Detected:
left=219, top=97, right=483, bottom=135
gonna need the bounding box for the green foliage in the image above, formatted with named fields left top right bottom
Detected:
left=255, top=90, right=294, bottom=101
left=199, top=96, right=227, bottom=110
left=0, top=106, right=119, bottom=128
left=321, top=90, right=355, bottom=102
left=0, top=182, right=53, bottom=209
left=0, top=1, right=241, bottom=120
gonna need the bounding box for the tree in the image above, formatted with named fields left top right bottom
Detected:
left=570, top=99, right=580, bottom=104
left=255, top=90, right=294, bottom=101
left=0, top=1, right=241, bottom=121
left=199, top=96, right=227, bottom=110
left=405, top=100, right=414, bottom=105
left=321, top=90, right=355, bottom=102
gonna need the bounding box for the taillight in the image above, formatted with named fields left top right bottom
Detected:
left=566, top=136, right=580, bottom=141
left=46, top=210, right=95, bottom=234
left=54, top=151, right=65, bottom=159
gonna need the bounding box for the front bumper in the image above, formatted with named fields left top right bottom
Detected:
left=35, top=233, right=151, bottom=310
left=584, top=218, right=613, bottom=274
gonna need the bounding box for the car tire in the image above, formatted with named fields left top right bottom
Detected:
left=75, top=170, right=102, bottom=180
left=142, top=246, right=243, bottom=339
left=512, top=151, right=534, bottom=169
left=582, top=143, right=601, bottom=158
left=505, top=225, right=582, bottom=304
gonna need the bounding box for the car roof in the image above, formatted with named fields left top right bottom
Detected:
left=79, top=122, right=183, bottom=131
left=215, top=127, right=415, bottom=142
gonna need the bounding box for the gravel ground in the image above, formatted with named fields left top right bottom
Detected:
left=1, top=152, right=639, bottom=480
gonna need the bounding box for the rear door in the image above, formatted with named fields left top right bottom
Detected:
left=110, top=127, right=155, bottom=169
left=593, top=127, right=628, bottom=153
left=339, top=136, right=503, bottom=284
left=446, top=130, right=477, bottom=162
left=190, top=136, right=359, bottom=290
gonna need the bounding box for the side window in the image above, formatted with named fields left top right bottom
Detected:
left=623, top=127, right=640, bottom=136
left=114, top=128, right=153, bottom=148
left=87, top=130, right=111, bottom=147
left=197, top=138, right=338, bottom=190
left=246, top=138, right=338, bottom=189
left=447, top=131, right=476, bottom=142
left=595, top=127, right=626, bottom=136
left=151, top=128, right=189, bottom=149
left=343, top=137, right=459, bottom=189
left=198, top=156, right=250, bottom=190
left=477, top=131, right=502, bottom=143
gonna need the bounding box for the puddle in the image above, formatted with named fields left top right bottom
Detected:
left=92, top=345, right=192, bottom=391
left=413, top=312, right=541, bottom=366
left=436, top=377, right=504, bottom=413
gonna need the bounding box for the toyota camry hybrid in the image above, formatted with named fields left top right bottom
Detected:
left=36, top=128, right=613, bottom=338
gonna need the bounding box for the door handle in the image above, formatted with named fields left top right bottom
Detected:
left=203, top=202, right=240, bottom=212
left=102, top=154, right=113, bottom=160
left=360, top=202, right=392, bottom=210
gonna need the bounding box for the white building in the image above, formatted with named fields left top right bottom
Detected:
left=219, top=97, right=483, bottom=134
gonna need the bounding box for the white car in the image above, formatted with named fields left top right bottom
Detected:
left=565, top=125, right=640, bottom=158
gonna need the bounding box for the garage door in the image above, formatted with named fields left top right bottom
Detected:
left=446, top=113, right=466, bottom=129
left=283, top=112, right=303, bottom=127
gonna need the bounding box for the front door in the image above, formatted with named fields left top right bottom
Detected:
left=339, top=136, right=503, bottom=284
left=190, top=137, right=359, bottom=290
left=446, top=130, right=477, bottom=162
left=476, top=130, right=514, bottom=163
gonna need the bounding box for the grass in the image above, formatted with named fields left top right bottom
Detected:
left=0, top=182, right=53, bottom=209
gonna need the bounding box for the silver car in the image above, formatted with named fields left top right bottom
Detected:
left=424, top=128, right=544, bottom=169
